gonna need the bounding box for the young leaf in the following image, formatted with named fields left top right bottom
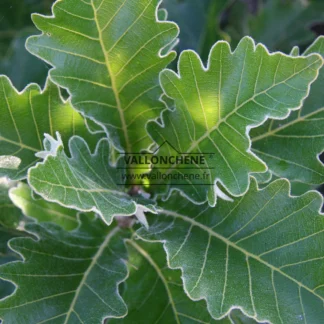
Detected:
left=148, top=37, right=323, bottom=204
left=0, top=76, right=101, bottom=180
left=28, top=135, right=156, bottom=225
left=9, top=182, right=79, bottom=231
left=251, top=36, right=324, bottom=185
left=137, top=178, right=324, bottom=323
left=0, top=215, right=128, bottom=323
left=26, top=0, right=179, bottom=153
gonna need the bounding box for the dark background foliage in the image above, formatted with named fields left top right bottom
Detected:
left=0, top=0, right=323, bottom=195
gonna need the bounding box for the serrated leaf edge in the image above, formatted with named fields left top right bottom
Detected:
left=0, top=221, right=130, bottom=322
left=146, top=36, right=323, bottom=206
left=25, top=0, right=180, bottom=154
left=251, top=36, right=324, bottom=185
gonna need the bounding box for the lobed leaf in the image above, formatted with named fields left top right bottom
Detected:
left=0, top=76, right=102, bottom=180
left=113, top=240, right=232, bottom=323
left=28, top=135, right=156, bottom=225
left=112, top=239, right=261, bottom=324
left=26, top=0, right=179, bottom=153
left=147, top=37, right=323, bottom=204
left=0, top=215, right=128, bottom=323
left=137, top=178, right=324, bottom=323
left=251, top=36, right=324, bottom=186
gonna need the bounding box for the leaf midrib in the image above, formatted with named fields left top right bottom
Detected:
left=162, top=57, right=322, bottom=176
left=157, top=208, right=324, bottom=303
left=126, top=239, right=181, bottom=324
left=64, top=226, right=120, bottom=323
left=184, top=57, right=321, bottom=154
left=90, top=0, right=131, bottom=152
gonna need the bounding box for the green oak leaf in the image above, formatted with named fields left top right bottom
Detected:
left=251, top=36, right=324, bottom=186
left=28, top=134, right=156, bottom=225
left=137, top=178, right=324, bottom=323
left=26, top=0, right=179, bottom=153
left=147, top=37, right=323, bottom=205
left=0, top=76, right=102, bottom=180
left=227, top=0, right=324, bottom=53
left=0, top=215, right=128, bottom=323
left=113, top=239, right=230, bottom=324
left=9, top=182, right=79, bottom=231
left=112, top=239, right=260, bottom=324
